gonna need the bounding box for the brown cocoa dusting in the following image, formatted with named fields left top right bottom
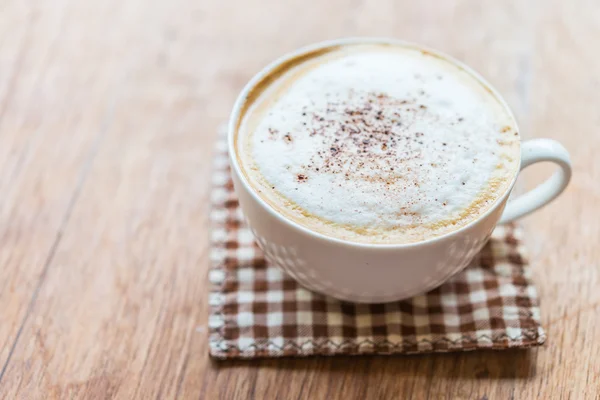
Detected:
left=292, top=91, right=435, bottom=185
left=296, top=174, right=308, bottom=182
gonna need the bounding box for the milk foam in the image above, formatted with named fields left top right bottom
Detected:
left=237, top=44, right=520, bottom=243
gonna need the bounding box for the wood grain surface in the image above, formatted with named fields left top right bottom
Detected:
left=0, top=0, right=598, bottom=398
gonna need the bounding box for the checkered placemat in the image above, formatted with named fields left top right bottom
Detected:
left=208, top=134, right=545, bottom=359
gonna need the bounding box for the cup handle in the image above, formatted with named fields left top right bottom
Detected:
left=499, top=138, right=572, bottom=224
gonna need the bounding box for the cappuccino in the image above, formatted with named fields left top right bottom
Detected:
left=235, top=43, right=520, bottom=244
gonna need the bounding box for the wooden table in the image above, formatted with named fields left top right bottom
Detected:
left=0, top=0, right=598, bottom=398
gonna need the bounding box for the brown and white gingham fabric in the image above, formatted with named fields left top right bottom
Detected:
left=208, top=133, right=545, bottom=359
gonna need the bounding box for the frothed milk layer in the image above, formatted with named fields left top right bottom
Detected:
left=236, top=44, right=520, bottom=244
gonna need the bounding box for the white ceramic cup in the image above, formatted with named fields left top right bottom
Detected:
left=228, top=38, right=572, bottom=303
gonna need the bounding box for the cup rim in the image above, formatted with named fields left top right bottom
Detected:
left=227, top=37, right=521, bottom=249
